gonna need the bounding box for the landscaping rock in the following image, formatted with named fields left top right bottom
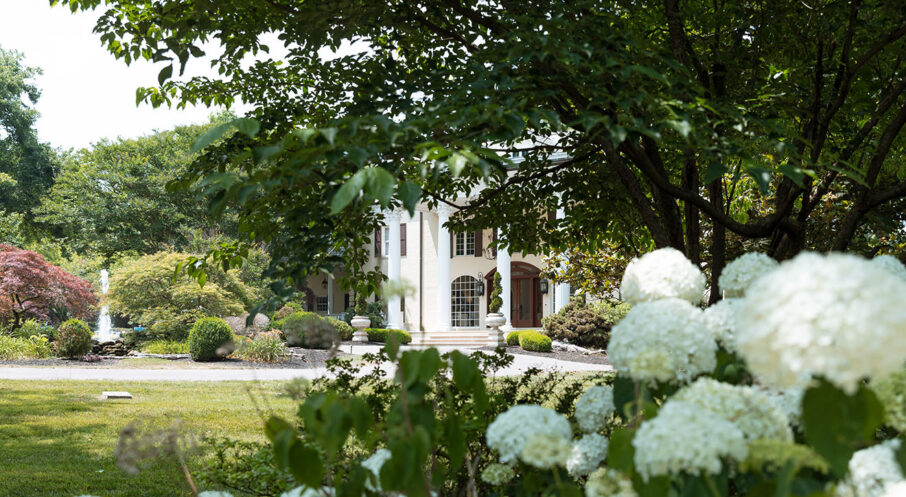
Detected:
left=225, top=313, right=271, bottom=336
left=92, top=339, right=128, bottom=356
left=551, top=340, right=604, bottom=355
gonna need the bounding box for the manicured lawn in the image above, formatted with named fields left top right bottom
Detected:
left=0, top=380, right=298, bottom=497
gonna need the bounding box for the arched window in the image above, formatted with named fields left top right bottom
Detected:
left=451, top=276, right=480, bottom=328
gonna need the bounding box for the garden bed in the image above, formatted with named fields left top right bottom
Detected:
left=0, top=348, right=353, bottom=369
left=479, top=345, right=611, bottom=365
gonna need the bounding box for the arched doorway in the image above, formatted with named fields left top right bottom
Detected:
left=485, top=262, right=542, bottom=328
left=451, top=276, right=480, bottom=328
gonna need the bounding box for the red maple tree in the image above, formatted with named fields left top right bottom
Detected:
left=0, top=244, right=97, bottom=330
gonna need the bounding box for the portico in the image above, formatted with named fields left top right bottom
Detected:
left=304, top=203, right=569, bottom=344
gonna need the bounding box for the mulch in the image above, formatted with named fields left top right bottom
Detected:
left=478, top=345, right=611, bottom=365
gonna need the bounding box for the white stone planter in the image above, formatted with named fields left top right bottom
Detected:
left=486, top=312, right=507, bottom=347
left=351, top=315, right=371, bottom=342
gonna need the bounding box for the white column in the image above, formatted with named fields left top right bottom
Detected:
left=386, top=210, right=403, bottom=330
left=327, top=275, right=335, bottom=315
left=554, top=203, right=571, bottom=313
left=435, top=205, right=452, bottom=331
left=497, top=239, right=512, bottom=331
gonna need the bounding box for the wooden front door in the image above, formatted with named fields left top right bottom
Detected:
left=511, top=276, right=541, bottom=328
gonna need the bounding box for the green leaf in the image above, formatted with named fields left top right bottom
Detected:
left=320, top=127, right=339, bottom=145
left=802, top=379, right=885, bottom=477
left=612, top=375, right=636, bottom=420
left=444, top=415, right=466, bottom=471
left=157, top=64, right=173, bottom=86
left=330, top=169, right=367, bottom=214
left=607, top=428, right=636, bottom=471
left=397, top=181, right=422, bottom=215
left=745, top=163, right=772, bottom=194
left=287, top=441, right=325, bottom=487
left=190, top=122, right=234, bottom=153
left=777, top=164, right=810, bottom=187
left=264, top=416, right=295, bottom=441
left=347, top=146, right=369, bottom=167
left=364, top=167, right=396, bottom=205
left=234, top=118, right=260, bottom=138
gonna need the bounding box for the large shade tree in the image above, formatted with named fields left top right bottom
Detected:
left=0, top=46, right=59, bottom=235
left=55, top=0, right=906, bottom=300
left=38, top=120, right=239, bottom=260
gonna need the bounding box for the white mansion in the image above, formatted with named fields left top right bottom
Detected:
left=302, top=201, right=572, bottom=344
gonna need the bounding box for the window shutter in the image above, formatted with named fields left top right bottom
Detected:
left=400, top=224, right=407, bottom=256
left=474, top=230, right=483, bottom=257
left=450, top=231, right=455, bottom=258
left=492, top=229, right=498, bottom=257
left=375, top=228, right=382, bottom=255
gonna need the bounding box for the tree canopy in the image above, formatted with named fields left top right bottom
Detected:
left=0, top=46, right=59, bottom=235
left=37, top=120, right=238, bottom=260
left=54, top=0, right=906, bottom=299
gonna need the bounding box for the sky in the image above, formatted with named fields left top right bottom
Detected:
left=0, top=1, right=235, bottom=150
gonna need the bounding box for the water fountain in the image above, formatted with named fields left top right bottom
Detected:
left=95, top=269, right=117, bottom=341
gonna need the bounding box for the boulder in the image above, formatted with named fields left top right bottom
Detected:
left=224, top=313, right=271, bottom=336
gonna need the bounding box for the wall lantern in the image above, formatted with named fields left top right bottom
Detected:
left=539, top=279, right=550, bottom=294
left=321, top=277, right=328, bottom=290
left=476, top=272, right=486, bottom=296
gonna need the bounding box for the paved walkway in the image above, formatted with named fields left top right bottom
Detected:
left=0, top=346, right=612, bottom=381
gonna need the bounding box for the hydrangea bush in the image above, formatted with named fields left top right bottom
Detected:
left=90, top=248, right=906, bottom=497
left=249, top=249, right=906, bottom=497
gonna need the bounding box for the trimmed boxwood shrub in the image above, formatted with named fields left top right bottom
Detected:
left=518, top=330, right=552, bottom=352
left=506, top=330, right=523, bottom=346
left=53, top=319, right=93, bottom=358
left=365, top=328, right=412, bottom=344
left=280, top=312, right=339, bottom=349
left=326, top=317, right=355, bottom=341
left=188, top=317, right=234, bottom=362
left=541, top=298, right=630, bottom=350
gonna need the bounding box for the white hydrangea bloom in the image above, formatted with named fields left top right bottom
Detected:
left=486, top=405, right=572, bottom=464
left=480, top=463, right=515, bottom=486
left=609, top=298, right=716, bottom=384
left=703, top=298, right=742, bottom=351
left=362, top=448, right=392, bottom=491
left=566, top=433, right=609, bottom=476
left=521, top=433, right=571, bottom=469
left=574, top=385, right=615, bottom=433
left=673, top=378, right=792, bottom=442
left=735, top=252, right=906, bottom=393
left=633, top=400, right=748, bottom=480
left=280, top=488, right=334, bottom=497
left=718, top=252, right=779, bottom=298
left=585, top=468, right=637, bottom=497
left=837, top=440, right=904, bottom=497
left=620, top=247, right=706, bottom=305
left=759, top=386, right=805, bottom=427
left=872, top=255, right=906, bottom=282
left=881, top=481, right=906, bottom=497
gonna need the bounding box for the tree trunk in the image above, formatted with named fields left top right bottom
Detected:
left=708, top=180, right=726, bottom=304
left=682, top=156, right=701, bottom=264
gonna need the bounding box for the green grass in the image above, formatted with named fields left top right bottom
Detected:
left=0, top=380, right=297, bottom=497
left=140, top=340, right=190, bottom=355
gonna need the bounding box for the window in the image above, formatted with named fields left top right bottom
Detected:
left=383, top=227, right=390, bottom=256
left=316, top=296, right=328, bottom=313
left=451, top=276, right=480, bottom=328
left=454, top=232, right=475, bottom=256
